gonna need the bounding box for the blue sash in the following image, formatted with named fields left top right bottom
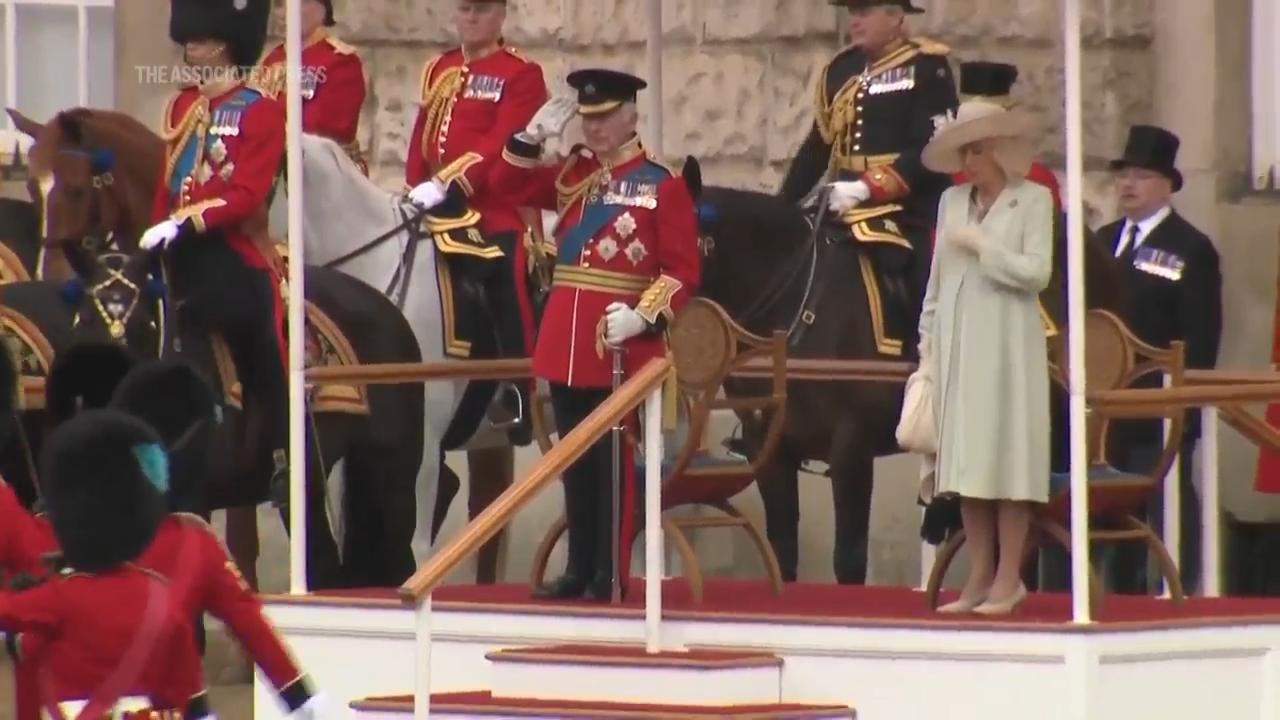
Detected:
left=166, top=87, right=263, bottom=200
left=557, top=161, right=668, bottom=265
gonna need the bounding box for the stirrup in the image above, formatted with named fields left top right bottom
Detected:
left=485, top=382, right=525, bottom=431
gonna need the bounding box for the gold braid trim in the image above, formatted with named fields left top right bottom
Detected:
left=171, top=198, right=227, bottom=233
left=814, top=63, right=834, bottom=144
left=434, top=151, right=482, bottom=196
left=636, top=274, right=683, bottom=325
left=419, top=61, right=464, bottom=166
left=161, top=94, right=209, bottom=195
left=825, top=43, right=919, bottom=173
left=554, top=153, right=600, bottom=215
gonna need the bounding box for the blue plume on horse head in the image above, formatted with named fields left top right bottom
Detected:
left=696, top=200, right=719, bottom=230
left=58, top=278, right=86, bottom=306
left=144, top=274, right=166, bottom=300
left=89, top=148, right=115, bottom=176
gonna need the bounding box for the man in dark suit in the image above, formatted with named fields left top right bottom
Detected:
left=1099, top=125, right=1223, bottom=594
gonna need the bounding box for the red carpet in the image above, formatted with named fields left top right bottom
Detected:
left=294, top=578, right=1280, bottom=629
left=353, top=691, right=854, bottom=718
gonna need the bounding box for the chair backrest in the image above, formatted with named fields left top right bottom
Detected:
left=1049, top=308, right=1186, bottom=482
left=665, top=298, right=787, bottom=481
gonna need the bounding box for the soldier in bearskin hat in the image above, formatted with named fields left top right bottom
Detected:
left=780, top=0, right=959, bottom=356
left=139, top=0, right=292, bottom=497
left=257, top=0, right=369, bottom=173
left=0, top=410, right=214, bottom=718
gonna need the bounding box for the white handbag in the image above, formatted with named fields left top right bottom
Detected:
left=896, top=369, right=937, bottom=455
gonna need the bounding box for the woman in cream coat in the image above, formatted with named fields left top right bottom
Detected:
left=916, top=96, right=1053, bottom=615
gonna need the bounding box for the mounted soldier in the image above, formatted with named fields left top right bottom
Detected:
left=404, top=0, right=549, bottom=436
left=257, top=0, right=369, bottom=174
left=780, top=0, right=958, bottom=354
left=493, top=70, right=702, bottom=600
left=139, top=0, right=291, bottom=493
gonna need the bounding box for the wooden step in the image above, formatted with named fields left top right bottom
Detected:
left=351, top=692, right=857, bottom=719
left=485, top=644, right=783, bottom=705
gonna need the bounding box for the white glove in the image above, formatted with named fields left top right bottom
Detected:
left=288, top=693, right=329, bottom=719
left=604, top=302, right=648, bottom=347
left=523, top=97, right=578, bottom=143
left=408, top=179, right=447, bottom=210
left=948, top=224, right=984, bottom=255
left=139, top=219, right=181, bottom=250
left=826, top=180, right=871, bottom=213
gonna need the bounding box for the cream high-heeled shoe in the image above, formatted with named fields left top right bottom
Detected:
left=973, top=583, right=1027, bottom=616
left=937, top=591, right=988, bottom=614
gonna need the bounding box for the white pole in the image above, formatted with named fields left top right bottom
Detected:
left=644, top=0, right=663, bottom=156
left=4, top=1, right=16, bottom=125
left=644, top=386, right=664, bottom=653
left=1200, top=406, right=1220, bottom=596
left=414, top=597, right=433, bottom=719
left=1160, top=372, right=1180, bottom=597
left=76, top=3, right=89, bottom=106
left=285, top=0, right=308, bottom=595
left=1063, top=0, right=1091, bottom=624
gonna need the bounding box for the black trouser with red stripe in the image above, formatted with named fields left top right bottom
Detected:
left=166, top=233, right=288, bottom=502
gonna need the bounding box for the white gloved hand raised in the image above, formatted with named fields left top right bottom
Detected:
left=408, top=179, right=447, bottom=210
left=826, top=180, right=872, bottom=213
left=604, top=302, right=648, bottom=347
left=523, top=96, right=579, bottom=144
left=139, top=219, right=181, bottom=250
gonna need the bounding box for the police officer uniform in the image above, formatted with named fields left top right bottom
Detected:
left=781, top=0, right=958, bottom=350
left=146, top=0, right=290, bottom=495
left=257, top=0, right=369, bottom=174
left=1099, top=125, right=1222, bottom=593
left=493, top=70, right=702, bottom=600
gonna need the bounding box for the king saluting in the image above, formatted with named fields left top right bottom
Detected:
left=492, top=70, right=702, bottom=600
left=140, top=0, right=291, bottom=494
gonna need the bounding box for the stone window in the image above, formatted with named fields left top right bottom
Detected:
left=0, top=0, right=115, bottom=129
left=1251, top=0, right=1280, bottom=190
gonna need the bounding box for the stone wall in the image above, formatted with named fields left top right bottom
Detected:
left=321, top=0, right=1153, bottom=205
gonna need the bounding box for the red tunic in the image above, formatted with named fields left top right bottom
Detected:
left=258, top=29, right=367, bottom=173
left=493, top=135, right=702, bottom=387
left=0, top=565, right=206, bottom=715
left=0, top=481, right=55, bottom=576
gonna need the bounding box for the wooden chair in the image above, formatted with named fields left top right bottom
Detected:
left=528, top=298, right=789, bottom=602
left=924, top=308, right=1186, bottom=614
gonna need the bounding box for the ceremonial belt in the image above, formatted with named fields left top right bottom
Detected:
left=831, top=152, right=900, bottom=173
left=45, top=696, right=181, bottom=720
left=552, top=266, right=650, bottom=295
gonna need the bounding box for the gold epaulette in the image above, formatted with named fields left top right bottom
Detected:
left=419, top=53, right=447, bottom=102
left=911, top=36, right=951, bottom=55
left=814, top=61, right=835, bottom=144
left=645, top=153, right=678, bottom=177
left=502, top=45, right=531, bottom=63
left=325, top=34, right=359, bottom=56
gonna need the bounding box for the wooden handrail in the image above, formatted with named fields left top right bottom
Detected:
left=306, top=358, right=532, bottom=385
left=397, top=357, right=673, bottom=604
left=1185, top=369, right=1280, bottom=386
left=733, top=357, right=915, bottom=381
left=1088, top=382, right=1280, bottom=410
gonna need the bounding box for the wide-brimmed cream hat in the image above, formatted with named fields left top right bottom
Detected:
left=921, top=98, right=1035, bottom=177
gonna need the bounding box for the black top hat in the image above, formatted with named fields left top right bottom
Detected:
left=960, top=62, right=1018, bottom=104
left=320, top=0, right=335, bottom=27
left=566, top=69, right=648, bottom=116
left=170, top=0, right=271, bottom=70
left=830, top=0, right=926, bottom=14
left=1109, top=124, right=1183, bottom=192
left=40, top=409, right=168, bottom=573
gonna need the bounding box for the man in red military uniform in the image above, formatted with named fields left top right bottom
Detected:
left=257, top=0, right=368, bottom=174
left=0, top=410, right=212, bottom=719
left=492, top=70, right=702, bottom=600
left=405, top=0, right=548, bottom=436
left=140, top=0, right=291, bottom=497
left=3, top=356, right=329, bottom=720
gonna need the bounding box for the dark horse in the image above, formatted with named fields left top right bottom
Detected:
left=687, top=164, right=1126, bottom=584
left=0, top=111, right=429, bottom=590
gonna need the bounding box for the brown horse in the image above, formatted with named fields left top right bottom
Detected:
left=686, top=161, right=1126, bottom=584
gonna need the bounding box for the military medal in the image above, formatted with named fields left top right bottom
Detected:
left=595, top=236, right=619, bottom=262
left=219, top=162, right=236, bottom=182
left=868, top=66, right=916, bottom=95
left=1133, top=246, right=1186, bottom=281
left=463, top=73, right=506, bottom=102
left=208, top=138, right=229, bottom=164
left=196, top=161, right=214, bottom=184
left=209, top=104, right=243, bottom=137
left=603, top=181, right=658, bottom=210
left=613, top=212, right=637, bottom=238
left=624, top=239, right=648, bottom=265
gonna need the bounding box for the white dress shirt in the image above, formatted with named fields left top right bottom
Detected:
left=1114, top=204, right=1173, bottom=257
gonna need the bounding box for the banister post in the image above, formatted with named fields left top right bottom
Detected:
left=414, top=596, right=432, bottom=719
left=644, top=383, right=665, bottom=653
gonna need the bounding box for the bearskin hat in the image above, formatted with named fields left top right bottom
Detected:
left=44, top=341, right=139, bottom=427
left=110, top=360, right=220, bottom=514
left=170, top=0, right=272, bottom=70
left=40, top=409, right=167, bottom=572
